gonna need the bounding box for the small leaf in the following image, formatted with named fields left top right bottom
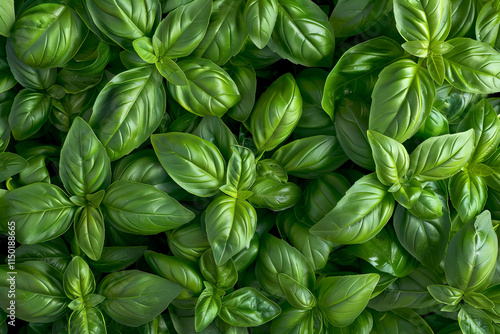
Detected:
left=427, top=285, right=464, bottom=305
left=0, top=152, right=28, bottom=182
left=156, top=57, right=188, bottom=86
left=133, top=37, right=158, bottom=64
left=63, top=256, right=95, bottom=300
left=278, top=273, right=316, bottom=310
left=402, top=40, right=430, bottom=58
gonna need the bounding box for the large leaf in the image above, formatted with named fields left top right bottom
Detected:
left=316, top=274, right=379, bottom=327
left=60, top=117, right=111, bottom=197
left=167, top=58, right=240, bottom=117
left=322, top=37, right=405, bottom=118
left=268, top=0, right=335, bottom=67
left=11, top=3, right=87, bottom=68
left=89, top=66, right=166, bottom=161
left=219, top=287, right=281, bottom=327
left=98, top=270, right=183, bottom=327
left=151, top=132, right=226, bottom=197
left=0, top=261, right=70, bottom=323
left=153, top=0, right=212, bottom=58
left=8, top=90, right=51, bottom=141
left=250, top=73, right=302, bottom=155
left=445, top=211, right=498, bottom=292
left=310, top=174, right=395, bottom=244
left=192, top=0, right=247, bottom=65
left=0, top=183, right=76, bottom=244
left=369, top=59, right=435, bottom=142
left=272, top=135, right=347, bottom=179
left=409, top=130, right=475, bottom=182
left=255, top=234, right=315, bottom=298
left=244, top=0, right=278, bottom=49
left=443, top=38, right=500, bottom=94
left=102, top=180, right=194, bottom=235
left=205, top=194, right=257, bottom=266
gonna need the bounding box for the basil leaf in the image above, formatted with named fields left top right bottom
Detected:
left=445, top=211, right=498, bottom=292
left=153, top=0, right=212, bottom=58
left=278, top=273, right=316, bottom=310
left=0, top=183, right=76, bottom=244
left=68, top=307, right=106, bottom=334
left=219, top=287, right=281, bottom=327
left=9, top=90, right=51, bottom=141
left=449, top=0, right=475, bottom=39
left=310, top=174, right=395, bottom=244
left=367, top=130, right=409, bottom=186
left=458, top=305, right=494, bottom=334
left=205, top=194, right=257, bottom=266
left=152, top=132, right=226, bottom=197
left=428, top=285, right=464, bottom=305
left=98, top=270, right=183, bottom=327
left=463, top=292, right=495, bottom=309
left=0, top=152, right=28, bottom=183
left=272, top=135, right=347, bottom=179
left=268, top=0, right=335, bottom=67
left=199, top=249, right=238, bottom=290
left=195, top=282, right=223, bottom=332
left=371, top=309, right=433, bottom=333
left=250, top=73, right=302, bottom=155
left=391, top=179, right=423, bottom=209
left=244, top=0, right=278, bottom=49
left=369, top=59, right=435, bottom=142
left=0, top=0, right=14, bottom=37
left=63, top=256, right=95, bottom=300
left=409, top=130, right=475, bottom=182
left=15, top=238, right=71, bottom=273
left=408, top=187, right=443, bottom=220
left=270, top=308, right=318, bottom=333
left=316, top=274, right=379, bottom=327
left=0, top=261, right=70, bottom=323
left=443, top=38, right=500, bottom=94
left=226, top=63, right=257, bottom=123
left=256, top=234, right=315, bottom=298
left=167, top=223, right=211, bottom=262
left=192, top=115, right=238, bottom=162
left=476, top=1, right=500, bottom=49
left=88, top=246, right=147, bottom=273
left=322, top=37, right=405, bottom=118
left=222, top=146, right=256, bottom=197
left=89, top=66, right=166, bottom=161
left=74, top=205, right=105, bottom=262
left=248, top=178, right=302, bottom=211
left=449, top=171, right=488, bottom=223
left=415, top=107, right=449, bottom=140
left=167, top=58, right=240, bottom=117
left=155, top=57, right=189, bottom=86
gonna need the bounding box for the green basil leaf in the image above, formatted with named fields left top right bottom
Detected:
left=270, top=308, right=318, bottom=334
left=449, top=0, right=475, bottom=39
left=192, top=0, right=246, bottom=65
left=310, top=173, right=395, bottom=244
left=427, top=53, right=446, bottom=85
left=138, top=314, right=169, bottom=334
left=0, top=183, right=76, bottom=244
left=428, top=285, right=464, bottom=305
left=316, top=274, right=379, bottom=327
left=60, top=117, right=111, bottom=197
left=476, top=1, right=500, bottom=49
left=145, top=250, right=204, bottom=299
left=153, top=0, right=211, bottom=58
left=87, top=0, right=160, bottom=51
left=133, top=37, right=158, bottom=64
left=89, top=66, right=166, bottom=161
left=394, top=182, right=451, bottom=268
left=464, top=292, right=495, bottom=309
left=15, top=238, right=71, bottom=273
left=458, top=305, right=494, bottom=334
left=449, top=171, right=488, bottom=223
left=391, top=179, right=423, bottom=209
left=457, top=99, right=500, bottom=164
left=223, top=146, right=256, bottom=196
left=250, top=73, right=302, bottom=155
left=152, top=132, right=226, bottom=197
left=443, top=38, right=500, bottom=94
left=205, top=194, right=257, bottom=266
left=167, top=58, right=240, bottom=117
left=63, top=38, right=112, bottom=76
left=408, top=187, right=443, bottom=220
left=445, top=211, right=498, bottom=292
left=244, top=0, right=278, bottom=49
left=394, top=0, right=451, bottom=43
left=167, top=223, right=211, bottom=263
left=348, top=226, right=418, bottom=277
left=329, top=0, right=392, bottom=38
left=11, top=3, right=87, bottom=68
left=334, top=97, right=375, bottom=170
left=272, top=135, right=347, bottom=179
left=199, top=249, right=238, bottom=290
left=219, top=287, right=281, bottom=327
left=15, top=155, right=50, bottom=186
left=0, top=93, right=12, bottom=153
left=0, top=152, right=28, bottom=183
left=74, top=205, right=105, bottom=262
left=195, top=282, right=222, bottom=332
left=256, top=158, right=288, bottom=182
left=248, top=178, right=302, bottom=211
left=414, top=107, right=449, bottom=140
left=369, top=59, right=435, bottom=143
left=256, top=234, right=315, bottom=298
left=268, top=0, right=335, bottom=67
left=0, top=261, right=70, bottom=323
left=98, top=270, right=183, bottom=327
left=278, top=273, right=316, bottom=310
left=9, top=90, right=51, bottom=141
left=0, top=0, right=14, bottom=37
left=155, top=57, right=188, bottom=85
left=367, top=130, right=409, bottom=186
left=102, top=180, right=195, bottom=234
left=322, top=37, right=405, bottom=118
left=369, top=266, right=441, bottom=311
left=63, top=256, right=95, bottom=300
left=226, top=63, right=257, bottom=123
left=55, top=69, right=102, bottom=94
left=88, top=246, right=147, bottom=273
left=68, top=307, right=106, bottom=334
left=371, top=309, right=433, bottom=333
left=409, top=130, right=475, bottom=182
left=402, top=40, right=430, bottom=58
left=192, top=115, right=238, bottom=162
